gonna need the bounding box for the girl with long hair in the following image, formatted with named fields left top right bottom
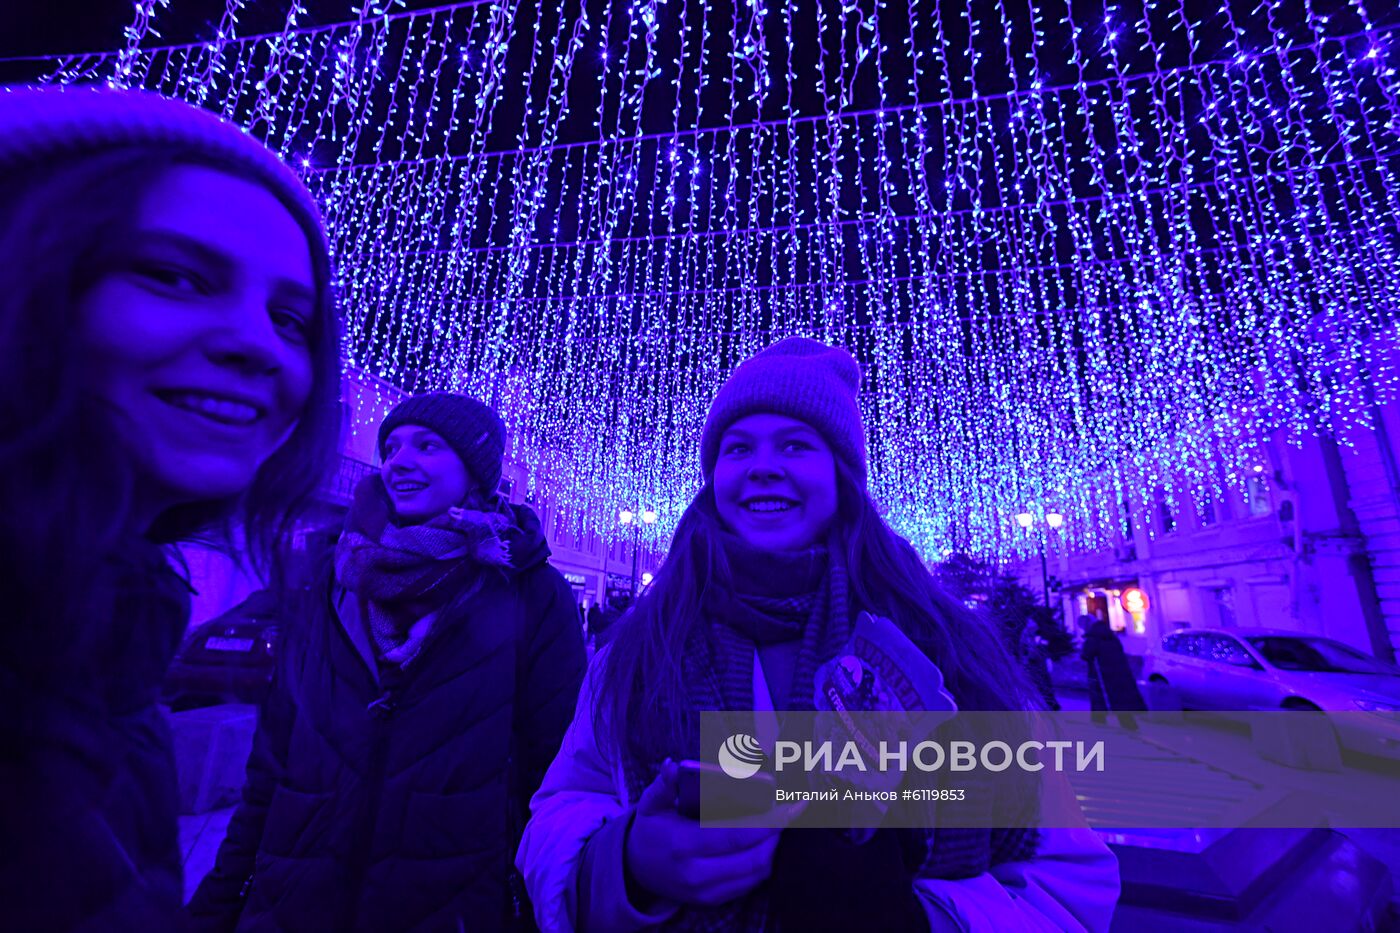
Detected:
left=0, top=86, right=342, bottom=929
left=519, top=338, right=1119, bottom=931
left=188, top=392, right=587, bottom=932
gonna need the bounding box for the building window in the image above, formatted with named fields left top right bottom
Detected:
left=1157, top=491, right=1176, bottom=534
left=1245, top=475, right=1270, bottom=517
left=1199, top=497, right=1217, bottom=527
left=1213, top=586, right=1237, bottom=627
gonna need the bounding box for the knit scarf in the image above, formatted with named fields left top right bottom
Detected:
left=624, top=532, right=1040, bottom=933
left=690, top=532, right=846, bottom=713
left=334, top=475, right=515, bottom=668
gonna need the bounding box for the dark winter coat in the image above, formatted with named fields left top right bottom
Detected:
left=1080, top=620, right=1146, bottom=712
left=1, top=542, right=191, bottom=931
left=592, top=599, right=630, bottom=649
left=187, top=505, right=587, bottom=933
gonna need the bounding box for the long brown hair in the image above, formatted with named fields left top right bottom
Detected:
left=0, top=146, right=342, bottom=640
left=592, top=456, right=1040, bottom=770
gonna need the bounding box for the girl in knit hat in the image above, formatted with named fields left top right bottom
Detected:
left=518, top=337, right=1120, bottom=931
left=0, top=86, right=342, bottom=929
left=189, top=392, right=587, bottom=932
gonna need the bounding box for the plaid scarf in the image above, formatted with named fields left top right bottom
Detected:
left=334, top=475, right=515, bottom=668
left=623, top=532, right=1039, bottom=932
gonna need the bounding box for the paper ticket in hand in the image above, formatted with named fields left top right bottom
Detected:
left=811, top=612, right=959, bottom=795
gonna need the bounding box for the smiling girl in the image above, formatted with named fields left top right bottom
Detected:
left=0, top=87, right=341, bottom=929
left=518, top=338, right=1120, bottom=931
left=189, top=393, right=586, bottom=932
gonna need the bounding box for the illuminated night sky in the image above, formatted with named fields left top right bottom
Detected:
left=5, top=0, right=1399, bottom=558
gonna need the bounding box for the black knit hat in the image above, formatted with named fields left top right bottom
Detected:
left=378, top=393, right=507, bottom=495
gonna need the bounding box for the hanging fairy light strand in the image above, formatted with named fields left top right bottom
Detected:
left=13, top=0, right=1397, bottom=559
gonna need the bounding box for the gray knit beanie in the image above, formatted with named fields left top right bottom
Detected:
left=0, top=85, right=330, bottom=284
left=378, top=393, right=507, bottom=495
left=700, top=337, right=867, bottom=484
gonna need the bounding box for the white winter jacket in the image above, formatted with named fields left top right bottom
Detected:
left=517, top=651, right=1121, bottom=932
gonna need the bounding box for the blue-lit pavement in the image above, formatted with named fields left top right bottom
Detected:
left=1056, top=688, right=1399, bottom=931
left=177, top=693, right=1400, bottom=928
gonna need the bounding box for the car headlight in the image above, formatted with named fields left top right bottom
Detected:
left=1354, top=699, right=1400, bottom=716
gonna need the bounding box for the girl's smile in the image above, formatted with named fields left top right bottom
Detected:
left=713, top=412, right=838, bottom=551
left=381, top=425, right=472, bottom=523
left=78, top=165, right=315, bottom=518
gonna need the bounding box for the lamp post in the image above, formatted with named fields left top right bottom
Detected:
left=1015, top=510, right=1063, bottom=609
left=619, top=508, right=657, bottom=598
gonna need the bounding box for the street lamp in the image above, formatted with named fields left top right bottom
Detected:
left=619, top=507, right=657, bottom=597
left=1016, top=510, right=1063, bottom=608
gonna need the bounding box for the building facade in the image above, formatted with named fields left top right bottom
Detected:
left=1026, top=405, right=1400, bottom=664
left=496, top=458, right=660, bottom=613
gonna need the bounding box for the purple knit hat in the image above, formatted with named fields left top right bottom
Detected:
left=0, top=84, right=330, bottom=281
left=699, top=337, right=868, bottom=485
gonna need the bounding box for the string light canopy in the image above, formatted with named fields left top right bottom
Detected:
left=11, top=0, right=1399, bottom=559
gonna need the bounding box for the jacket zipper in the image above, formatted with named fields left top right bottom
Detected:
left=333, top=580, right=509, bottom=923
left=344, top=686, right=395, bottom=922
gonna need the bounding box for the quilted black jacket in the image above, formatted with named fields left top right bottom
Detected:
left=187, top=506, right=586, bottom=932
left=1, top=542, right=190, bottom=931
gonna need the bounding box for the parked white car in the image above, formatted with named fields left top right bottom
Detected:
left=1143, top=627, right=1400, bottom=757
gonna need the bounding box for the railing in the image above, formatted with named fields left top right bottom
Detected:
left=324, top=455, right=376, bottom=505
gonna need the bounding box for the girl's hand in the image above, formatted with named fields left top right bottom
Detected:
left=623, top=760, right=788, bottom=907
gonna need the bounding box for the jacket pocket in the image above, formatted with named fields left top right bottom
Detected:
left=259, top=785, right=334, bottom=858
left=402, top=784, right=505, bottom=860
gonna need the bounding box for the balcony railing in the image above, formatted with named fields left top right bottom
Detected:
left=324, top=455, right=377, bottom=505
